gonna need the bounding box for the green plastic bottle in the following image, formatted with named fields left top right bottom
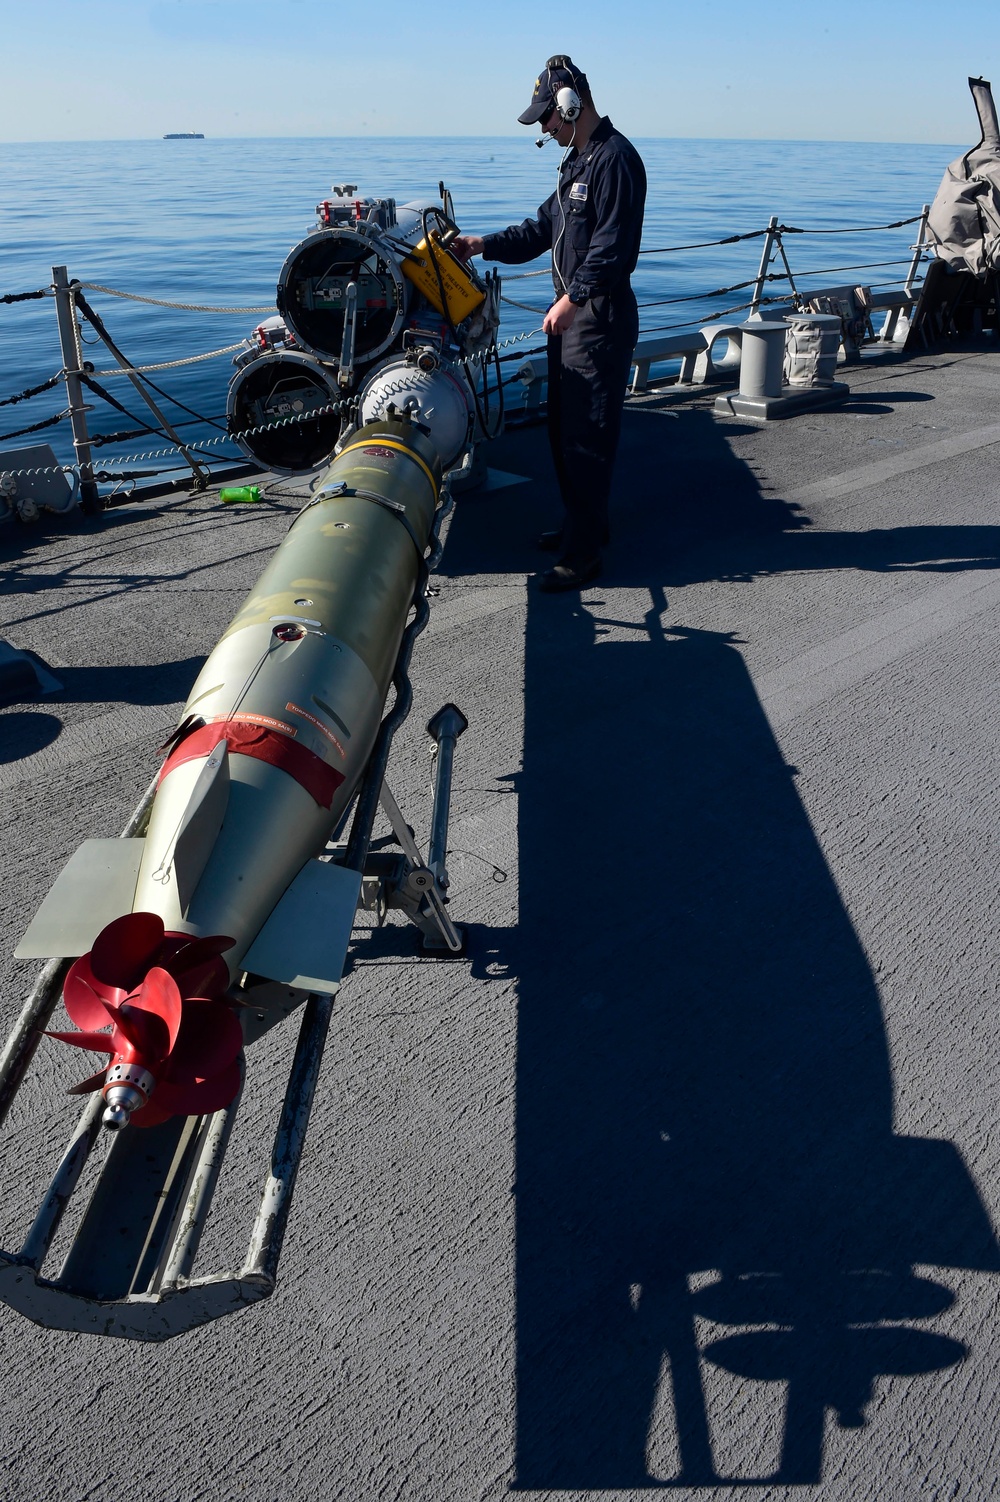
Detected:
left=219, top=484, right=261, bottom=504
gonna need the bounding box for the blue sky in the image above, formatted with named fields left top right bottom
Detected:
left=3, top=0, right=998, bottom=143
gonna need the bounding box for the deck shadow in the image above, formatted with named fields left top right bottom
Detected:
left=448, top=408, right=1000, bottom=592
left=41, top=657, right=206, bottom=706
left=507, top=611, right=999, bottom=1488
left=440, top=413, right=1000, bottom=1487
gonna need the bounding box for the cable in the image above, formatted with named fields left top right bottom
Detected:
left=80, top=372, right=163, bottom=437
left=0, top=374, right=60, bottom=408
left=777, top=214, right=925, bottom=236
left=550, top=122, right=578, bottom=299
left=0, top=409, right=69, bottom=443
left=130, top=371, right=231, bottom=433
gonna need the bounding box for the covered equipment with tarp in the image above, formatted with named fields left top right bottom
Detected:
left=927, top=76, right=1000, bottom=275
left=908, top=76, right=1000, bottom=345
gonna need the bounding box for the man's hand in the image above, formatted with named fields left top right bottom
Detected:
left=450, top=234, right=484, bottom=263
left=543, top=294, right=580, bottom=336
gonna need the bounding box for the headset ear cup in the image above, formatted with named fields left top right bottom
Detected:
left=555, top=86, right=581, bottom=122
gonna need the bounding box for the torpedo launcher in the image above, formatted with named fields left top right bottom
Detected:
left=0, top=179, right=494, bottom=1340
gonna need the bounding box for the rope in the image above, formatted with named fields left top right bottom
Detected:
left=1, top=289, right=48, bottom=305
left=0, top=374, right=60, bottom=408
left=90, top=341, right=246, bottom=377
left=501, top=266, right=555, bottom=281
left=0, top=409, right=68, bottom=443
left=501, top=294, right=550, bottom=314
left=78, top=282, right=276, bottom=315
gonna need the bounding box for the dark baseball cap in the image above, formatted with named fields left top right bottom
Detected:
left=517, top=58, right=589, bottom=125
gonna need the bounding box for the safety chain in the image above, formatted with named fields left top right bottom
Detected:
left=0, top=396, right=355, bottom=482
left=83, top=398, right=355, bottom=469
left=1, top=289, right=48, bottom=305
left=0, top=374, right=60, bottom=408
left=78, top=282, right=276, bottom=315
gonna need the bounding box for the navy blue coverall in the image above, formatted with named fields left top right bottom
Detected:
left=481, top=118, right=647, bottom=568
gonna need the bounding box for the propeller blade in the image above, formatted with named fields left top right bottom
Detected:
left=167, top=934, right=236, bottom=972
left=173, top=955, right=230, bottom=1002
left=66, top=1069, right=111, bottom=1096
left=160, top=1001, right=243, bottom=1086
left=45, top=1029, right=116, bottom=1054
left=114, top=1000, right=169, bottom=1063
left=127, top=1094, right=177, bottom=1129
left=134, top=967, right=183, bottom=1052
left=64, top=956, right=123, bottom=1030
left=151, top=1058, right=242, bottom=1120
left=90, top=912, right=165, bottom=993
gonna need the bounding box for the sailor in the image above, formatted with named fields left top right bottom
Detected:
left=453, top=56, right=646, bottom=591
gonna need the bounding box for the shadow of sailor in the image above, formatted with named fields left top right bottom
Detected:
left=508, top=609, right=1000, bottom=1490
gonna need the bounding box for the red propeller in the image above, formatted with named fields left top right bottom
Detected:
left=48, top=912, right=242, bottom=1128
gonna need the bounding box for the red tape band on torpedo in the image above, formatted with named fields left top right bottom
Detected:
left=159, top=720, right=344, bottom=810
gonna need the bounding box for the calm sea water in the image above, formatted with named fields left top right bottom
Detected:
left=1, top=135, right=956, bottom=475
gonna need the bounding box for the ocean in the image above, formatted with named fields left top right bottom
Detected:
left=1, top=135, right=956, bottom=478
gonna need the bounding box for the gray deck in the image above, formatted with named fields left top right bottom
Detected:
left=2, top=343, right=1000, bottom=1499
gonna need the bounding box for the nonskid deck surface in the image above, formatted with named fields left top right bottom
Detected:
left=2, top=343, right=1000, bottom=1498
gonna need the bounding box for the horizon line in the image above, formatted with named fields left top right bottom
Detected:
left=0, top=132, right=965, bottom=150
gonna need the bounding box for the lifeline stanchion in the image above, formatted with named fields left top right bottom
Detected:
left=51, top=265, right=99, bottom=514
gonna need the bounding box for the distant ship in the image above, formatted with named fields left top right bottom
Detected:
left=163, top=132, right=204, bottom=139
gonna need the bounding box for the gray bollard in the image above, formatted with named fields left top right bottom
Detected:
left=736, top=321, right=787, bottom=399
left=715, top=318, right=850, bottom=422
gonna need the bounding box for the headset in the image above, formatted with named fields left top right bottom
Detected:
left=539, top=57, right=587, bottom=295
left=535, top=55, right=585, bottom=147
left=547, top=55, right=583, bottom=123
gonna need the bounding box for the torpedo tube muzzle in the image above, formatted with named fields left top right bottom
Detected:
left=227, top=348, right=344, bottom=473
left=275, top=226, right=409, bottom=365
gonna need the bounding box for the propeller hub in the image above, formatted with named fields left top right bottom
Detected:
left=104, top=1060, right=157, bottom=1099
left=101, top=1068, right=156, bottom=1131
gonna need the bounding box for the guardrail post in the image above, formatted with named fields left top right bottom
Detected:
left=51, top=265, right=100, bottom=515
left=749, top=216, right=779, bottom=319
left=905, top=204, right=931, bottom=295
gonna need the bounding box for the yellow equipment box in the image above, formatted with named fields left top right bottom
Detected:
left=401, top=234, right=486, bottom=325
